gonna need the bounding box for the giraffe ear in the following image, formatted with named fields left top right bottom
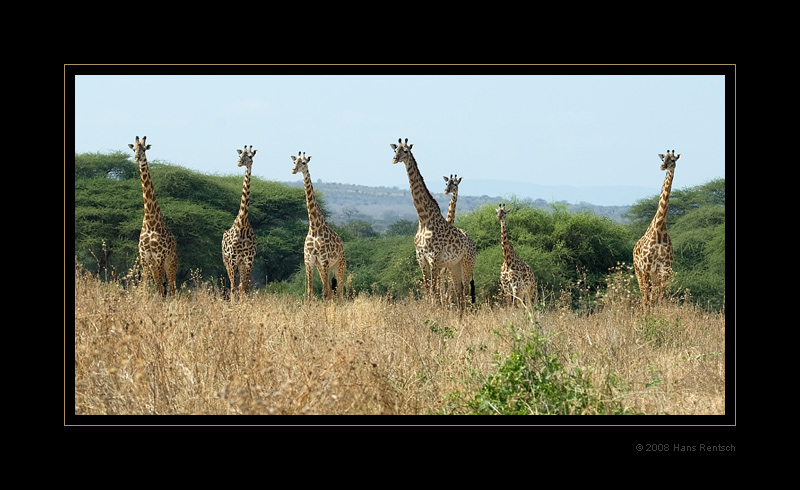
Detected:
left=145, top=145, right=151, bottom=150
left=674, top=153, right=680, bottom=160
left=128, top=144, right=134, bottom=150
left=658, top=154, right=665, bottom=161
left=457, top=177, right=463, bottom=184
left=238, top=149, right=244, bottom=156
left=390, top=144, right=398, bottom=150
left=443, top=176, right=449, bottom=182
left=306, top=155, right=312, bottom=163
left=291, top=155, right=297, bottom=162
left=251, top=149, right=257, bottom=156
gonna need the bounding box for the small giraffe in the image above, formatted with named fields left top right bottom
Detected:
left=496, top=204, right=537, bottom=307
left=443, top=174, right=462, bottom=225
left=441, top=174, right=475, bottom=303
left=633, top=150, right=680, bottom=312
left=222, top=145, right=258, bottom=300
left=291, top=152, right=346, bottom=301
left=128, top=136, right=177, bottom=296
left=391, top=138, right=476, bottom=309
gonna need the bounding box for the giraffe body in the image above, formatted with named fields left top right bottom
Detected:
left=633, top=150, right=679, bottom=311
left=391, top=139, right=475, bottom=309
left=129, top=136, right=178, bottom=296
left=496, top=204, right=537, bottom=307
left=441, top=174, right=475, bottom=303
left=222, top=145, right=258, bottom=300
left=292, top=152, right=346, bottom=301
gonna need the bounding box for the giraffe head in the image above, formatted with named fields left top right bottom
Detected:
left=658, top=150, right=680, bottom=171
left=443, top=174, right=462, bottom=195
left=291, top=151, right=311, bottom=175
left=237, top=145, right=257, bottom=168
left=128, top=135, right=151, bottom=163
left=390, top=138, right=414, bottom=165
left=496, top=203, right=509, bottom=222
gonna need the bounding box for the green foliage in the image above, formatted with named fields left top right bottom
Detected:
left=459, top=200, right=633, bottom=303
left=385, top=219, right=417, bottom=236
left=445, top=322, right=633, bottom=415
left=341, top=220, right=379, bottom=239
left=75, top=151, right=138, bottom=180
left=74, top=152, right=724, bottom=310
left=74, top=152, right=308, bottom=287
left=625, top=178, right=725, bottom=310
left=342, top=236, right=419, bottom=298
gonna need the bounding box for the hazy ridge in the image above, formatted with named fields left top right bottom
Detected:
left=281, top=180, right=640, bottom=232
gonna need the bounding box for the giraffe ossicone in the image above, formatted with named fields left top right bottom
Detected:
left=633, top=150, right=680, bottom=312
left=222, top=144, right=258, bottom=300
left=129, top=135, right=178, bottom=297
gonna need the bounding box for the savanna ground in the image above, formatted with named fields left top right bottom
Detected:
left=72, top=261, right=726, bottom=418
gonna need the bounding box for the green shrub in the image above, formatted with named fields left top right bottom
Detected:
left=445, top=320, right=633, bottom=415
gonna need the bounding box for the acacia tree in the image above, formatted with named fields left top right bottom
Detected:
left=74, top=152, right=308, bottom=288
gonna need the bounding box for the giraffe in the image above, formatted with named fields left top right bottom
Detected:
left=291, top=152, right=346, bottom=301
left=496, top=204, right=537, bottom=307
left=128, top=135, right=177, bottom=296
left=633, top=150, right=680, bottom=312
left=390, top=138, right=476, bottom=309
left=443, top=174, right=462, bottom=225
left=440, top=174, right=475, bottom=303
left=222, top=145, right=258, bottom=300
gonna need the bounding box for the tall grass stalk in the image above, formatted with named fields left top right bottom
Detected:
left=73, top=261, right=725, bottom=416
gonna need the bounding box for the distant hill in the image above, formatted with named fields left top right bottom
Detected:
left=281, top=180, right=633, bottom=233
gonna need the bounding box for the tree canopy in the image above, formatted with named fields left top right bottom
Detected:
left=74, top=153, right=725, bottom=310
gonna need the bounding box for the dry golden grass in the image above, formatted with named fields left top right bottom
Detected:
left=72, top=262, right=726, bottom=417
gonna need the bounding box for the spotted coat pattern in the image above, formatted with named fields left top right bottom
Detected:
left=129, top=136, right=177, bottom=296
left=633, top=151, right=680, bottom=311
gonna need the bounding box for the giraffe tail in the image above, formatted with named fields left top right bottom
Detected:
left=331, top=277, right=338, bottom=294
left=470, top=279, right=475, bottom=304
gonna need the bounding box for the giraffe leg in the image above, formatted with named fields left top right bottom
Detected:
left=416, top=252, right=432, bottom=299
left=634, top=264, right=650, bottom=312
left=224, top=260, right=236, bottom=301
left=305, top=263, right=314, bottom=301
left=150, top=265, right=166, bottom=297
left=448, top=262, right=465, bottom=310
left=429, top=259, right=441, bottom=305
left=318, top=264, right=332, bottom=300
left=166, top=253, right=177, bottom=297
left=335, top=258, right=346, bottom=300
left=239, top=263, right=251, bottom=297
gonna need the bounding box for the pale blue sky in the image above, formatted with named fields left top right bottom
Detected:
left=72, top=70, right=729, bottom=206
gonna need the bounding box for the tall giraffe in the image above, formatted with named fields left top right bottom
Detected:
left=390, top=138, right=475, bottom=308
left=633, top=150, right=680, bottom=311
left=128, top=136, right=177, bottom=296
left=222, top=145, right=258, bottom=300
left=291, top=152, right=346, bottom=300
left=496, top=204, right=537, bottom=307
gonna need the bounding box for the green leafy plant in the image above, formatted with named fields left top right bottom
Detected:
left=448, top=321, right=633, bottom=415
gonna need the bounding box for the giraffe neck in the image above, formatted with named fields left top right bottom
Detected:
left=446, top=190, right=458, bottom=224
left=500, top=220, right=516, bottom=262
left=403, top=152, right=444, bottom=226
left=650, top=168, right=674, bottom=233
left=139, top=157, right=164, bottom=226
left=302, top=169, right=325, bottom=231
left=234, top=165, right=252, bottom=228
